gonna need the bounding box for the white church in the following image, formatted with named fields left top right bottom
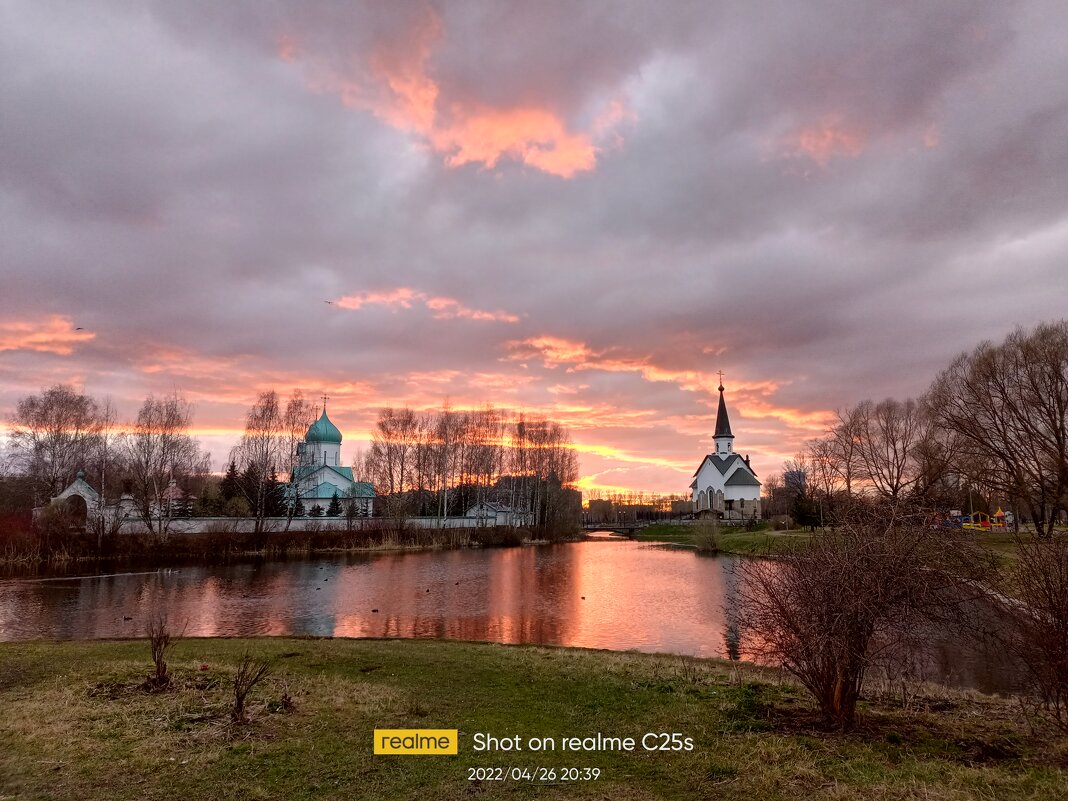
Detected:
left=690, top=382, right=762, bottom=521
left=291, top=406, right=375, bottom=515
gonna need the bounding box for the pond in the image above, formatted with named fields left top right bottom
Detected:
left=0, top=538, right=1018, bottom=693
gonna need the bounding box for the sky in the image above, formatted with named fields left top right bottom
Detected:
left=2, top=0, right=1068, bottom=496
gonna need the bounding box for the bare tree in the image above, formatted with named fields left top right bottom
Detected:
left=122, top=392, right=205, bottom=536
left=232, top=391, right=285, bottom=534
left=368, top=406, right=421, bottom=516
left=1002, top=535, right=1068, bottom=731
left=927, top=321, right=1068, bottom=535
left=8, top=384, right=103, bottom=502
left=90, top=398, right=125, bottom=545
left=852, top=398, right=929, bottom=503
left=281, top=391, right=314, bottom=525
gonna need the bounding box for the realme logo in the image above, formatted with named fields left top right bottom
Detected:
left=374, top=729, right=459, bottom=755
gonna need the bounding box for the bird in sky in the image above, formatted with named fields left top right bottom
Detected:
left=324, top=300, right=333, bottom=304
left=75, top=327, right=84, bottom=330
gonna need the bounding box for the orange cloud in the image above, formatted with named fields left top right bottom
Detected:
left=335, top=288, right=420, bottom=311
left=430, top=106, right=597, bottom=177
left=780, top=114, right=865, bottom=166
left=336, top=288, right=519, bottom=322
left=506, top=336, right=782, bottom=399
left=0, top=315, right=94, bottom=355
left=282, top=9, right=630, bottom=178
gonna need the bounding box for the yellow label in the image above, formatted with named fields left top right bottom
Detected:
left=373, top=728, right=459, bottom=755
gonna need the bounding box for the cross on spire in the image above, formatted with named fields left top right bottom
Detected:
left=321, top=393, right=329, bottom=411
left=717, top=370, right=725, bottom=391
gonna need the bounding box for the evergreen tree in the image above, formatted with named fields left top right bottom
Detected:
left=221, top=460, right=240, bottom=501
left=239, top=463, right=263, bottom=516
left=266, top=467, right=286, bottom=517
left=293, top=496, right=305, bottom=517
left=309, top=504, right=323, bottom=517
left=327, top=491, right=342, bottom=517
left=790, top=491, right=821, bottom=531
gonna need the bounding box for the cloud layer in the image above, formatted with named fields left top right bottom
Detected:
left=2, top=0, right=1067, bottom=493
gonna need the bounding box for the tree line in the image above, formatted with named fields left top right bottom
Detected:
left=363, top=404, right=580, bottom=533
left=3, top=387, right=210, bottom=537
left=740, top=320, right=1068, bottom=732
left=764, top=320, right=1068, bottom=535
left=2, top=387, right=581, bottom=538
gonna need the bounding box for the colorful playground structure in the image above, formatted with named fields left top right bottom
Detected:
left=935, top=508, right=1013, bottom=531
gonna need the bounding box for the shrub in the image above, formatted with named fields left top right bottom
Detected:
left=694, top=519, right=719, bottom=554
left=232, top=651, right=272, bottom=723
left=735, top=517, right=986, bottom=729
left=1005, top=534, right=1068, bottom=731
left=144, top=615, right=175, bottom=691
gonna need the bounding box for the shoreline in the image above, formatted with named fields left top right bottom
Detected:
left=1, top=526, right=586, bottom=575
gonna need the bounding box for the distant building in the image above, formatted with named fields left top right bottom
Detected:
left=689, top=382, right=762, bottom=521
left=783, top=470, right=807, bottom=492
left=292, top=406, right=375, bottom=515
left=465, top=502, right=534, bottom=527
left=586, top=498, right=614, bottom=523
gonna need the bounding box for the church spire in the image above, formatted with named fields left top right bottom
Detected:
left=714, top=380, right=734, bottom=439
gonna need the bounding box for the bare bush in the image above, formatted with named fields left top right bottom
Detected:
left=231, top=652, right=272, bottom=723
left=1005, top=535, right=1068, bottom=731
left=694, top=518, right=719, bottom=554
left=735, top=514, right=987, bottom=729
left=144, top=615, right=175, bottom=690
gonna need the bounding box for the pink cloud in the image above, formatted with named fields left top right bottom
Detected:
left=280, top=9, right=632, bottom=178
left=0, top=315, right=95, bottom=355
left=779, top=114, right=866, bottom=166
left=336, top=288, right=519, bottom=322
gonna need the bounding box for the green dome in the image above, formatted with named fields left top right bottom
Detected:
left=305, top=409, right=342, bottom=444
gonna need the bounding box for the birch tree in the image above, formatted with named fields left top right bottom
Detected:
left=123, top=392, right=205, bottom=536
left=9, top=384, right=103, bottom=502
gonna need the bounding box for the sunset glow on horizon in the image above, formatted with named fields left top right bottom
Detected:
left=3, top=2, right=1067, bottom=496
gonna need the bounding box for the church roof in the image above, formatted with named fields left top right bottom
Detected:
left=693, top=453, right=742, bottom=477
left=293, top=463, right=355, bottom=483
left=305, top=408, right=342, bottom=444
left=725, top=469, right=761, bottom=487
left=305, top=481, right=375, bottom=499
left=51, top=471, right=101, bottom=505
left=714, top=384, right=734, bottom=439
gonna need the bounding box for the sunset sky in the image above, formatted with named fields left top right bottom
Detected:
left=2, top=1, right=1067, bottom=495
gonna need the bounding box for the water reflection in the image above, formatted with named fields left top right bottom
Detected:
left=0, top=540, right=1017, bottom=693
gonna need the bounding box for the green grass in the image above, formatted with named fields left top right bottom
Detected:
left=1, top=638, right=1065, bottom=800
left=634, top=523, right=815, bottom=555
left=634, top=524, right=1044, bottom=565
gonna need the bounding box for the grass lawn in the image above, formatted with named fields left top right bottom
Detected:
left=633, top=523, right=815, bottom=555
left=633, top=524, right=1040, bottom=566
left=1, top=638, right=1065, bottom=800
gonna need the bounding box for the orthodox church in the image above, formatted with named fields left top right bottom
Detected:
left=690, top=382, right=762, bottom=521
left=292, top=406, right=375, bottom=515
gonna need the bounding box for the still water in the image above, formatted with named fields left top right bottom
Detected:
left=0, top=539, right=1015, bottom=693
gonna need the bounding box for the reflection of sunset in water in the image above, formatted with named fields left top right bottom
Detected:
left=0, top=541, right=1016, bottom=693
left=0, top=542, right=731, bottom=656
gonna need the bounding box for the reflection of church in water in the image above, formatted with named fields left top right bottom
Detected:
left=689, top=382, right=761, bottom=520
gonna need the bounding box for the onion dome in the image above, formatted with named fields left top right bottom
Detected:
left=305, top=408, right=342, bottom=444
